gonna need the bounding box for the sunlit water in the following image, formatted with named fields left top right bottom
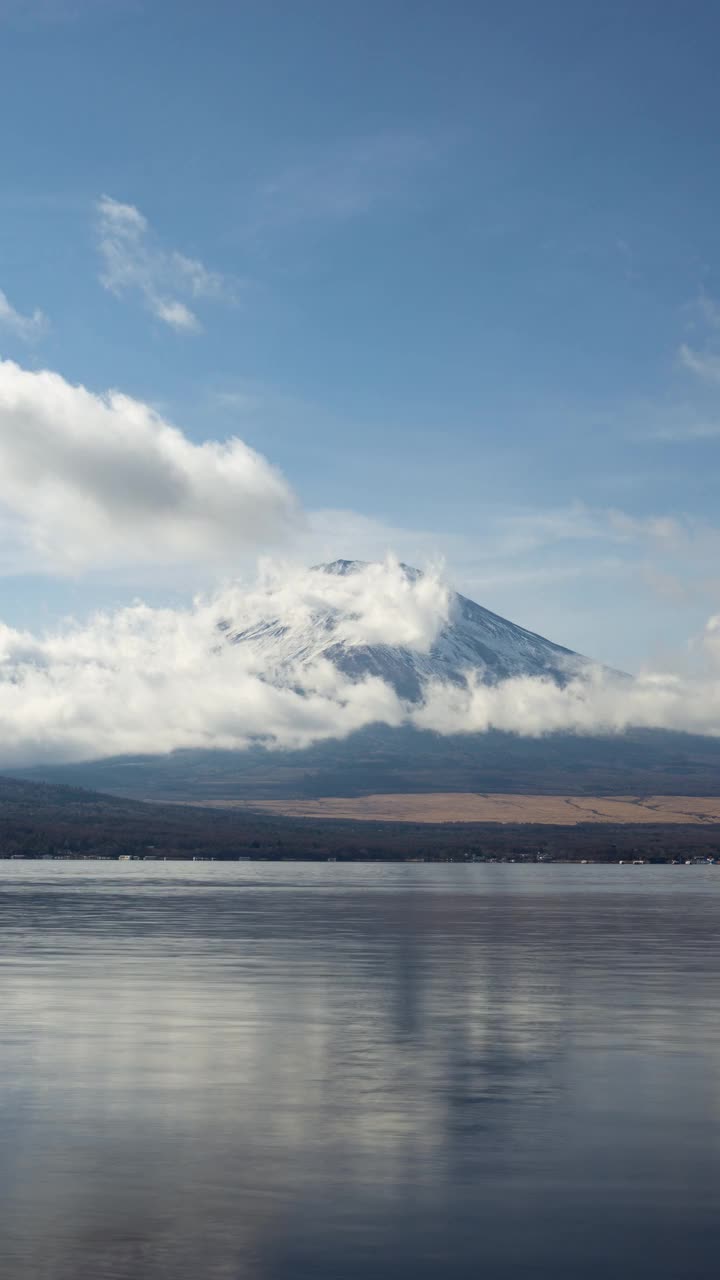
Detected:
left=1, top=861, right=719, bottom=1279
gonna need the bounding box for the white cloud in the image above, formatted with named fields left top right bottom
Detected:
left=673, top=291, right=720, bottom=386
left=682, top=292, right=720, bottom=331
left=247, top=132, right=441, bottom=232
left=605, top=510, right=687, bottom=545
left=171, top=251, right=229, bottom=299
left=413, top=661, right=720, bottom=739
left=0, top=581, right=407, bottom=766
left=0, top=287, right=47, bottom=341
left=95, top=195, right=235, bottom=332
left=0, top=358, right=299, bottom=572
left=679, top=343, right=720, bottom=383
left=0, top=559, right=720, bottom=767
left=228, top=555, right=453, bottom=654
left=151, top=298, right=199, bottom=333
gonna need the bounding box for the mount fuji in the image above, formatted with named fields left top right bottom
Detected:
left=11, top=559, right=720, bottom=802
left=224, top=559, right=590, bottom=701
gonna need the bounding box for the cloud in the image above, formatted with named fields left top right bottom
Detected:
left=683, top=292, right=720, bottom=331
left=0, top=287, right=47, bottom=341
left=228, top=555, right=453, bottom=653
left=0, top=581, right=407, bottom=766
left=95, top=195, right=235, bottom=332
left=151, top=298, right=199, bottom=333
left=0, top=358, right=299, bottom=572
left=413, top=661, right=720, bottom=739
left=678, top=343, right=720, bottom=383
left=0, top=558, right=719, bottom=767
left=605, top=510, right=687, bottom=546
left=676, top=292, right=720, bottom=383
left=247, top=132, right=442, bottom=233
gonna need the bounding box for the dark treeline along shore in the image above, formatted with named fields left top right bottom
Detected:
left=1, top=777, right=719, bottom=864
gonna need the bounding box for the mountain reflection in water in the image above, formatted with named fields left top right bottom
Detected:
left=1, top=862, right=719, bottom=1279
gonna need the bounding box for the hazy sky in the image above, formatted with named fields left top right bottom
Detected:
left=2, top=0, right=720, bottom=671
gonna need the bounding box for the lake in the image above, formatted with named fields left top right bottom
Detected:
left=1, top=861, right=719, bottom=1279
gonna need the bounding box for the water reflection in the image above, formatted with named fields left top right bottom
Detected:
left=1, top=863, right=719, bottom=1278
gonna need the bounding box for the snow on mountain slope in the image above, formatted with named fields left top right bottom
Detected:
left=225, top=559, right=589, bottom=701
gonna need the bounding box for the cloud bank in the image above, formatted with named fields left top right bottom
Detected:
left=0, top=359, right=299, bottom=571
left=1, top=559, right=720, bottom=767
left=0, top=588, right=405, bottom=766
left=414, top=662, right=720, bottom=738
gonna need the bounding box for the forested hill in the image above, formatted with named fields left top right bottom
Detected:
left=0, top=775, right=292, bottom=860
left=2, top=775, right=720, bottom=864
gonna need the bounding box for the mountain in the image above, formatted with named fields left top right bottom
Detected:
left=9, top=559, right=720, bottom=803
left=224, top=558, right=589, bottom=700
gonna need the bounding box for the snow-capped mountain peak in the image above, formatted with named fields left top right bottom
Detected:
left=225, top=558, right=588, bottom=701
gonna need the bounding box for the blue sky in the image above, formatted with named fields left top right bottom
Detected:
left=2, top=0, right=720, bottom=670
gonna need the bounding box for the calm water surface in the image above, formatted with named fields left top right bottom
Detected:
left=1, top=861, right=719, bottom=1279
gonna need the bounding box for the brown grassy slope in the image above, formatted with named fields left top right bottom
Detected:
left=219, top=793, right=720, bottom=825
